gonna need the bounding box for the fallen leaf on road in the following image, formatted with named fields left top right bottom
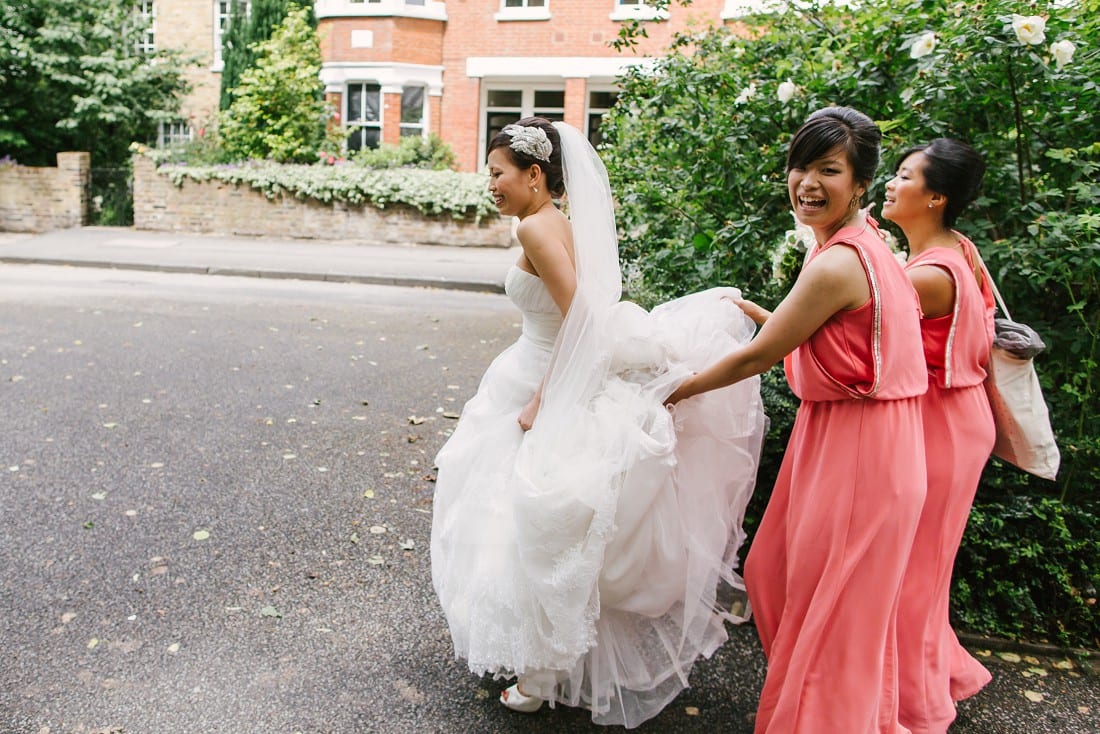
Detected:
left=442, top=412, right=460, bottom=419
left=192, top=530, right=210, bottom=541
left=685, top=706, right=700, bottom=716
left=91, top=492, right=107, bottom=501
left=1026, top=667, right=1048, bottom=677
left=87, top=638, right=99, bottom=649
left=997, top=652, right=1022, bottom=663
left=408, top=416, right=425, bottom=425
left=369, top=526, right=387, bottom=535
left=395, top=678, right=426, bottom=704
left=367, top=555, right=385, bottom=566
left=400, top=539, right=416, bottom=550
left=1052, top=659, right=1075, bottom=670
left=1022, top=690, right=1044, bottom=703
left=167, top=643, right=180, bottom=654
left=260, top=605, right=282, bottom=618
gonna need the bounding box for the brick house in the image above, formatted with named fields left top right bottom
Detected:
left=155, top=1, right=752, bottom=171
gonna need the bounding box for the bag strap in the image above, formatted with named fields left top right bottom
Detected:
left=976, top=254, right=1013, bottom=321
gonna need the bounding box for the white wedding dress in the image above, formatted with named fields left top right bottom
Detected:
left=431, top=263, right=767, bottom=727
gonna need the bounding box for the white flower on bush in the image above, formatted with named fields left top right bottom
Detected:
left=1012, top=14, right=1046, bottom=46
left=1050, top=39, right=1076, bottom=69
left=735, top=83, right=758, bottom=105
left=777, top=81, right=797, bottom=104
left=771, top=213, right=816, bottom=282
left=910, top=31, right=937, bottom=59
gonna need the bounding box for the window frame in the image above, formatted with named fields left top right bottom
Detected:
left=481, top=84, right=566, bottom=165
left=136, top=0, right=156, bottom=55
left=609, top=0, right=668, bottom=22
left=494, top=0, right=551, bottom=22
left=213, top=0, right=250, bottom=71
left=585, top=87, right=620, bottom=149
left=346, top=81, right=384, bottom=151
left=399, top=85, right=428, bottom=139
left=157, top=120, right=193, bottom=149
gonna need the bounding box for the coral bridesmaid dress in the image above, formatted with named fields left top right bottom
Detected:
left=897, top=235, right=995, bottom=734
left=745, top=217, right=928, bottom=734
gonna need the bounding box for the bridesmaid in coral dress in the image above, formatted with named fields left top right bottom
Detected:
left=669, top=106, right=928, bottom=733
left=883, top=139, right=995, bottom=734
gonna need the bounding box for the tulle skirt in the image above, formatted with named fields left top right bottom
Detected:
left=430, top=287, right=767, bottom=728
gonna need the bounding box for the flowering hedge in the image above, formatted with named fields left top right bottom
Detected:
left=603, top=0, right=1098, bottom=648
left=156, top=161, right=497, bottom=222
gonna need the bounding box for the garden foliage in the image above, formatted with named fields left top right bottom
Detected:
left=156, top=160, right=495, bottom=222
left=218, top=5, right=335, bottom=164
left=0, top=0, right=189, bottom=168
left=601, top=0, right=1098, bottom=648
left=219, top=0, right=314, bottom=111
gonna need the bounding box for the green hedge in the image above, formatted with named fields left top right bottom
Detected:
left=154, top=160, right=496, bottom=222
left=602, top=0, right=1099, bottom=648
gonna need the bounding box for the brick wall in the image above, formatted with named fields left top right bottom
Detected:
left=0, top=153, right=90, bottom=232
left=440, top=0, right=733, bottom=170
left=157, top=0, right=221, bottom=128
left=320, top=16, right=444, bottom=65
left=132, top=156, right=511, bottom=247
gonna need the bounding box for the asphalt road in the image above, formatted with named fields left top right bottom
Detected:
left=1, top=265, right=1095, bottom=734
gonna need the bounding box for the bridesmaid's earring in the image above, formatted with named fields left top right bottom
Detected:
left=533, top=187, right=539, bottom=193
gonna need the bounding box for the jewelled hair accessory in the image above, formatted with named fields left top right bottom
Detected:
left=502, top=124, right=553, bottom=162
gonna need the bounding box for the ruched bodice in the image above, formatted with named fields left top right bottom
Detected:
left=505, top=266, right=563, bottom=351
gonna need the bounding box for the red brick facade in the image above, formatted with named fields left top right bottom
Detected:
left=166, top=1, right=746, bottom=171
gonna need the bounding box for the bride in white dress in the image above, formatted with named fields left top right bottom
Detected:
left=430, top=118, right=767, bottom=728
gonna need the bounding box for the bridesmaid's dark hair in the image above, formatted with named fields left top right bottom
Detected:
left=787, top=106, right=882, bottom=200
left=895, top=138, right=986, bottom=227
left=487, top=116, right=565, bottom=198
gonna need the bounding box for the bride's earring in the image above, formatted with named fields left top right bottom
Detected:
left=533, top=186, right=539, bottom=193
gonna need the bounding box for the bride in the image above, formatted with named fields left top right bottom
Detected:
left=429, top=118, right=766, bottom=728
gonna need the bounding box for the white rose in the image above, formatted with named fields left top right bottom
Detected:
left=1050, top=39, right=1076, bottom=69
left=777, top=81, right=797, bottom=104
left=1012, top=14, right=1047, bottom=46
left=735, top=83, right=758, bottom=105
left=910, top=31, right=937, bottom=60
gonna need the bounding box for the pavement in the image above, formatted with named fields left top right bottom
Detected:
left=0, top=226, right=520, bottom=294
left=2, top=225, right=1098, bottom=732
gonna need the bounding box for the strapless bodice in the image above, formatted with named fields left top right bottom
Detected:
left=504, top=266, right=562, bottom=351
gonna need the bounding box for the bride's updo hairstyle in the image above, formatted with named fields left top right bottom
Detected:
left=787, top=106, right=882, bottom=200
left=488, top=116, right=566, bottom=198
left=894, top=138, right=986, bottom=227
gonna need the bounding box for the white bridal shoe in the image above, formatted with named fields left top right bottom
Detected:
left=500, top=682, right=544, bottom=713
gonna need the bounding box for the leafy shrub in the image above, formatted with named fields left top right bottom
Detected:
left=346, top=134, right=457, bottom=171
left=218, top=6, right=335, bottom=164
left=954, top=497, right=1099, bottom=649
left=602, top=0, right=1099, bottom=647
left=156, top=160, right=496, bottom=221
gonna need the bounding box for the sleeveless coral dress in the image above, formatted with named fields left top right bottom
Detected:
left=897, top=236, right=995, bottom=734
left=744, top=218, right=928, bottom=734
